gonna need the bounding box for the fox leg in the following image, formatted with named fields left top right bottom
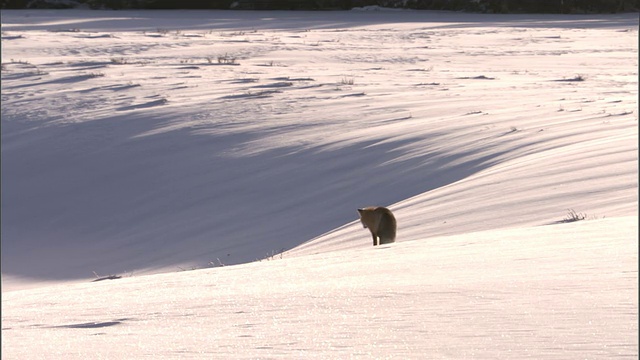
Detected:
left=371, top=232, right=379, bottom=246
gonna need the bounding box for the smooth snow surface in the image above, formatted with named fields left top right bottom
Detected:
left=1, top=9, right=638, bottom=358
left=2, top=217, right=637, bottom=359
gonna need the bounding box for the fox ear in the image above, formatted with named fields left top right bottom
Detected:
left=357, top=208, right=364, bottom=214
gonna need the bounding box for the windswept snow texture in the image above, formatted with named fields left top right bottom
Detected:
left=1, top=9, right=638, bottom=359
left=1, top=10, right=638, bottom=290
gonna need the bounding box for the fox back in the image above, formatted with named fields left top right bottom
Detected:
left=357, top=206, right=397, bottom=246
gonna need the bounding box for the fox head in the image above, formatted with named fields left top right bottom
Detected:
left=357, top=208, right=367, bottom=228
left=357, top=207, right=378, bottom=229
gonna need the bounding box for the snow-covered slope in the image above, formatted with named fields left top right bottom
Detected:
left=1, top=9, right=637, bottom=359
left=1, top=10, right=637, bottom=290
left=2, top=216, right=637, bottom=358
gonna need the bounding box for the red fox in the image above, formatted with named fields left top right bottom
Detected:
left=357, top=206, right=397, bottom=246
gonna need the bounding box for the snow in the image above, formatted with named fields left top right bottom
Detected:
left=2, top=217, right=637, bottom=358
left=1, top=9, right=638, bottom=358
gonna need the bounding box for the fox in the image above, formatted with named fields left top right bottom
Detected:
left=357, top=206, right=397, bottom=246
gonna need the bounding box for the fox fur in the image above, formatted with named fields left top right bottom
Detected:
left=357, top=206, right=396, bottom=246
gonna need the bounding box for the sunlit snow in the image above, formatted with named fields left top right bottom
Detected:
left=1, top=9, right=637, bottom=359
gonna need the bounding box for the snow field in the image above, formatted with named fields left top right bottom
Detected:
left=1, top=9, right=637, bottom=358
left=2, top=217, right=637, bottom=359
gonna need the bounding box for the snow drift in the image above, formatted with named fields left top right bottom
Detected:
left=2, top=216, right=637, bottom=358
left=2, top=10, right=636, bottom=288
left=1, top=9, right=637, bottom=359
